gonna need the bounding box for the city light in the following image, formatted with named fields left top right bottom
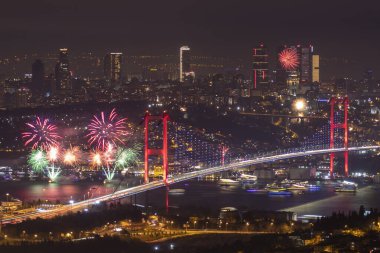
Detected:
left=293, top=98, right=307, bottom=112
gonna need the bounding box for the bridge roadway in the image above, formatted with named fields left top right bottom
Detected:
left=2, top=145, right=379, bottom=225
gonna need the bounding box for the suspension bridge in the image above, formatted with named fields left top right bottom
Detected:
left=1, top=96, right=380, bottom=224
left=1, top=143, right=379, bottom=224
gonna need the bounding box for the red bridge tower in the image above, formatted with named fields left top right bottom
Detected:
left=144, top=112, right=169, bottom=184
left=329, top=97, right=349, bottom=177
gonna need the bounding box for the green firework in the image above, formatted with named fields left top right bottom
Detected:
left=28, top=149, right=49, bottom=172
left=115, top=146, right=140, bottom=169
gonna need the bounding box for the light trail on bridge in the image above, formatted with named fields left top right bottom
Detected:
left=1, top=145, right=379, bottom=225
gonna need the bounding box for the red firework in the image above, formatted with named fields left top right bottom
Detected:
left=86, top=108, right=128, bottom=150
left=22, top=117, right=61, bottom=150
left=279, top=48, right=299, bottom=70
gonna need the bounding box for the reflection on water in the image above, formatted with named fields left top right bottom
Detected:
left=0, top=178, right=141, bottom=203
left=1, top=179, right=379, bottom=217
left=283, top=185, right=380, bottom=216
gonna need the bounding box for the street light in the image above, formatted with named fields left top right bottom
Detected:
left=6, top=193, right=9, bottom=202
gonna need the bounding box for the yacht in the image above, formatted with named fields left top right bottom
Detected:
left=239, top=174, right=258, bottom=184
left=219, top=178, right=240, bottom=186
left=335, top=181, right=357, bottom=193
left=168, top=189, right=186, bottom=195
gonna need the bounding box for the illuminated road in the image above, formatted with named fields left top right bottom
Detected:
left=2, top=145, right=379, bottom=224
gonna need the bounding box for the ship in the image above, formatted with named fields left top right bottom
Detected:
left=239, top=174, right=258, bottom=184
left=219, top=178, right=240, bottom=186
left=335, top=181, right=357, bottom=193
left=168, top=189, right=186, bottom=195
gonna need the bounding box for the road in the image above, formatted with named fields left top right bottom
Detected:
left=2, top=145, right=379, bottom=225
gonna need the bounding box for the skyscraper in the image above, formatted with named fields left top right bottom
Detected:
left=312, top=55, right=320, bottom=83
left=104, top=52, right=123, bottom=85
left=300, top=46, right=313, bottom=84
left=55, top=48, right=72, bottom=95
left=31, top=59, right=45, bottom=98
left=252, top=44, right=269, bottom=90
left=179, top=46, right=192, bottom=82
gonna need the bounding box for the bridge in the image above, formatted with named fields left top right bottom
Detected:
left=1, top=96, right=379, bottom=225
left=2, top=144, right=379, bottom=225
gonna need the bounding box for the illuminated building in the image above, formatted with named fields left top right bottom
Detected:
left=104, top=52, right=123, bottom=85
left=15, top=87, right=31, bottom=108
left=300, top=45, right=313, bottom=84
left=312, top=55, right=320, bottom=83
left=252, top=44, right=269, bottom=90
left=55, top=48, right=72, bottom=95
left=179, top=46, right=194, bottom=82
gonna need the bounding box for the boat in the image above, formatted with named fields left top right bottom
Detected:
left=246, top=188, right=268, bottom=194
left=265, top=184, right=287, bottom=192
left=335, top=185, right=356, bottom=192
left=168, top=189, right=185, bottom=195
left=335, top=181, right=357, bottom=192
left=287, top=183, right=308, bottom=191
left=268, top=190, right=293, bottom=196
left=219, top=178, right=240, bottom=186
left=239, top=174, right=257, bottom=183
left=335, top=184, right=357, bottom=192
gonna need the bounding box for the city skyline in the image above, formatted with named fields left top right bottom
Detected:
left=0, top=1, right=380, bottom=77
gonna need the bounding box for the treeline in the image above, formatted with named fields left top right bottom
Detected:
left=314, top=205, right=379, bottom=231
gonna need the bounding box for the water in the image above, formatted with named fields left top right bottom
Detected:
left=1, top=179, right=379, bottom=217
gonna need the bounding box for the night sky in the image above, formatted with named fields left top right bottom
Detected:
left=1, top=0, right=380, bottom=78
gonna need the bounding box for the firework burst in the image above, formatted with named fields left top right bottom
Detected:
left=86, top=109, right=128, bottom=150
left=115, top=146, right=140, bottom=169
left=47, top=146, right=59, bottom=163
left=63, top=147, right=81, bottom=166
left=279, top=48, right=299, bottom=70
left=22, top=117, right=61, bottom=150
left=28, top=149, right=49, bottom=172
left=90, top=151, right=103, bottom=167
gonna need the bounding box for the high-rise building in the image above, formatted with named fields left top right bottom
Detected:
left=55, top=48, right=72, bottom=95
left=104, top=52, right=123, bottom=85
left=252, top=44, right=269, bottom=90
left=312, top=55, right=320, bottom=83
left=31, top=59, right=45, bottom=98
left=179, top=46, right=192, bottom=82
left=300, top=45, right=313, bottom=84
